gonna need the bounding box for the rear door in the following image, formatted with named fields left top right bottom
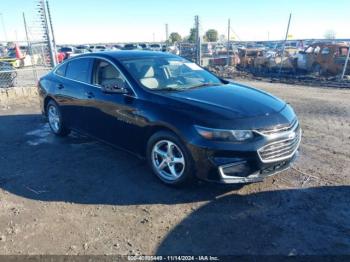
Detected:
left=54, top=57, right=93, bottom=131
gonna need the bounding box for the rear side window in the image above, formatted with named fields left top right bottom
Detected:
left=65, top=58, right=92, bottom=83
left=55, top=63, right=67, bottom=76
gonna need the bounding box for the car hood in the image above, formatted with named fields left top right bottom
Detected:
left=166, top=83, right=286, bottom=119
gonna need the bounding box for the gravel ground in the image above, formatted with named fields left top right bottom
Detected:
left=0, top=80, right=349, bottom=256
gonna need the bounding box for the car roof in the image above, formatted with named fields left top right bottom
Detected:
left=76, top=50, right=176, bottom=60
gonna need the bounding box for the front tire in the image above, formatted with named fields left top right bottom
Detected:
left=147, top=131, right=195, bottom=186
left=46, top=100, right=70, bottom=136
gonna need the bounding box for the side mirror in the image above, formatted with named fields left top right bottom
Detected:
left=101, top=83, right=129, bottom=94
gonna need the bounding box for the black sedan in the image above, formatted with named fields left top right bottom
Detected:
left=38, top=51, right=301, bottom=186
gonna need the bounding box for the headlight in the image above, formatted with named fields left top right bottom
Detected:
left=194, top=125, right=253, bottom=142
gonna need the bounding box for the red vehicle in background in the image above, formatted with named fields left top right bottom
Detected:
left=56, top=51, right=65, bottom=63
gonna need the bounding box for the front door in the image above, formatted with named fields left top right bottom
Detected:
left=81, top=58, right=141, bottom=152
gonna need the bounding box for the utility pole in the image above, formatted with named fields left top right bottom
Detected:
left=278, top=13, right=292, bottom=76
left=165, top=23, right=169, bottom=45
left=46, top=0, right=57, bottom=65
left=0, top=13, right=8, bottom=42
left=38, top=0, right=56, bottom=67
left=23, top=12, right=38, bottom=81
left=227, top=18, right=231, bottom=66
left=195, top=15, right=201, bottom=65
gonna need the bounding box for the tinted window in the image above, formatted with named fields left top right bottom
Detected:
left=65, top=58, right=92, bottom=83
left=56, top=63, right=67, bottom=76
left=93, top=59, right=127, bottom=89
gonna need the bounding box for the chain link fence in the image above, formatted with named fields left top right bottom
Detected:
left=0, top=41, right=52, bottom=88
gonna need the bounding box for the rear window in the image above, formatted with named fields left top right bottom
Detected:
left=55, top=63, right=67, bottom=76
left=65, top=58, right=92, bottom=83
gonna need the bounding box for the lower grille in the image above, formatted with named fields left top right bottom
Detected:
left=258, top=128, right=301, bottom=163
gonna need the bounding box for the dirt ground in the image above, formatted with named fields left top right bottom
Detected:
left=0, top=80, right=349, bottom=256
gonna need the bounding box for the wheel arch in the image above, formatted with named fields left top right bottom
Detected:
left=142, top=123, right=186, bottom=156
left=43, top=95, right=57, bottom=116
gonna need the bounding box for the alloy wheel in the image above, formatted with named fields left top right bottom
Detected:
left=48, top=105, right=61, bottom=133
left=151, top=140, right=185, bottom=181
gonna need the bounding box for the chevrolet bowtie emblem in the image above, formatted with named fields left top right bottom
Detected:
left=288, top=132, right=296, bottom=140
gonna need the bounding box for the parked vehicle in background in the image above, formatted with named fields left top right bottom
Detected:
left=139, top=43, right=150, bottom=50
left=123, top=44, right=143, bottom=50
left=38, top=51, right=301, bottom=186
left=90, top=45, right=106, bottom=52
left=69, top=48, right=91, bottom=57
left=297, top=43, right=350, bottom=75
left=56, top=51, right=65, bottom=63
left=238, top=48, right=264, bottom=68
left=213, top=43, right=227, bottom=55
left=75, top=45, right=90, bottom=51
left=59, top=46, right=76, bottom=60
left=167, top=45, right=180, bottom=55
left=149, top=43, right=162, bottom=51
left=113, top=44, right=124, bottom=50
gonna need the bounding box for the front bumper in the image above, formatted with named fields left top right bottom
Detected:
left=188, top=123, right=301, bottom=184
left=216, top=152, right=298, bottom=183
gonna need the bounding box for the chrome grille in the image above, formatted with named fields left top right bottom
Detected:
left=257, top=118, right=298, bottom=136
left=258, top=126, right=301, bottom=163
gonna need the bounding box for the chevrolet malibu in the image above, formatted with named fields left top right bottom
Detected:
left=38, top=51, right=301, bottom=186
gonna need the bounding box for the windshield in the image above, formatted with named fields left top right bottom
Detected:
left=121, top=57, right=223, bottom=90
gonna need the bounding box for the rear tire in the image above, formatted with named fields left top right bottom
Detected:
left=46, top=100, right=70, bottom=137
left=147, top=131, right=195, bottom=186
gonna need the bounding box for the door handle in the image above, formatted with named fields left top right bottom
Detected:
left=85, top=91, right=95, bottom=99
left=57, top=83, right=64, bottom=89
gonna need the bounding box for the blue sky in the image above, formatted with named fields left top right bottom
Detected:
left=1, top=0, right=349, bottom=44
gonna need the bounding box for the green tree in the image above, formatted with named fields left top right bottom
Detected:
left=169, top=32, right=182, bottom=44
left=187, top=28, right=197, bottom=43
left=205, top=29, right=218, bottom=42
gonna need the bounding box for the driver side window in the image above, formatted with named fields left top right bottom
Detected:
left=93, top=59, right=128, bottom=90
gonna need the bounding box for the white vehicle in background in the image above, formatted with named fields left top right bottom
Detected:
left=69, top=48, right=91, bottom=57
left=58, top=46, right=76, bottom=59
left=167, top=45, right=180, bottom=55
left=149, top=43, right=162, bottom=51
left=105, top=45, right=121, bottom=51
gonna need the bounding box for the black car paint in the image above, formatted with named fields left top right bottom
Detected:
left=38, top=51, right=299, bottom=183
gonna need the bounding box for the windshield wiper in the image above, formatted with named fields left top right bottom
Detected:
left=188, top=83, right=223, bottom=89
left=155, top=87, right=187, bottom=92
